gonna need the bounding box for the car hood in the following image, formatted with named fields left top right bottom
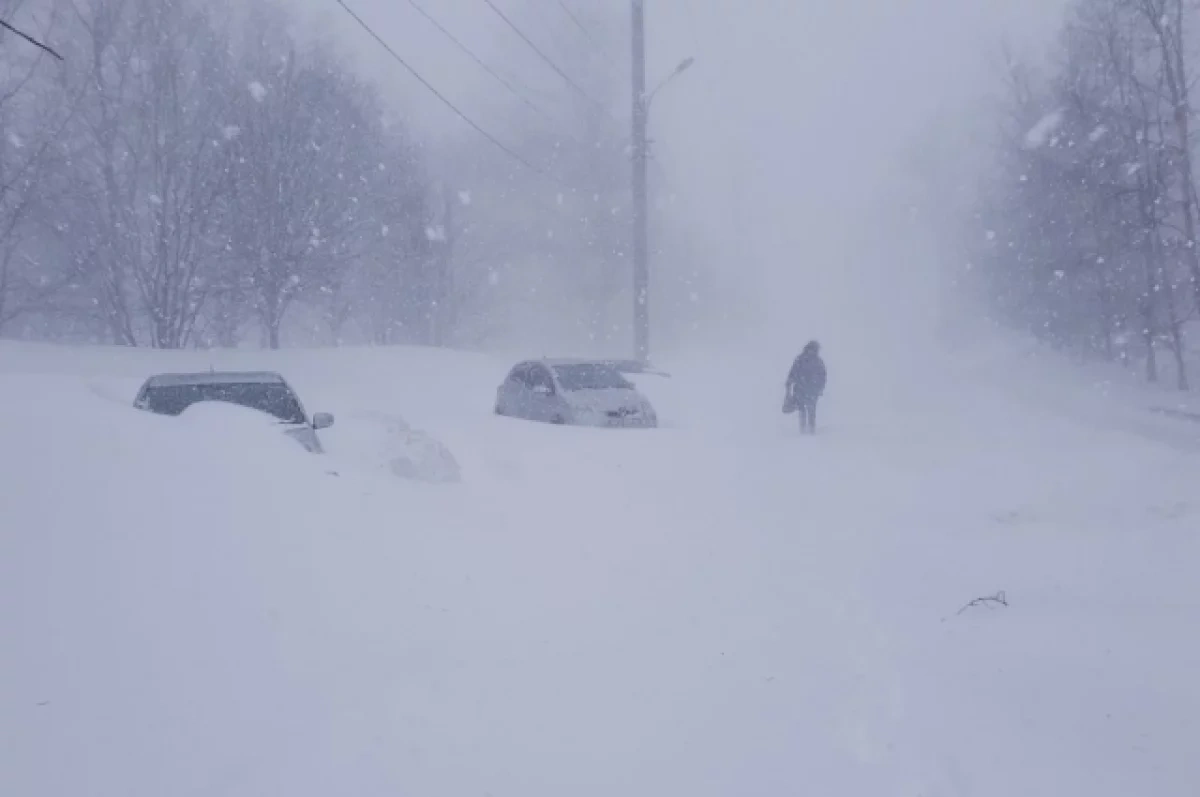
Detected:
left=562, top=388, right=650, bottom=413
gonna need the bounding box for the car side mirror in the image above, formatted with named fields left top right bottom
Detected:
left=312, top=412, right=334, bottom=430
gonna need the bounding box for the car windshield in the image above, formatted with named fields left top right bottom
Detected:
left=552, top=364, right=633, bottom=391
left=142, top=382, right=307, bottom=424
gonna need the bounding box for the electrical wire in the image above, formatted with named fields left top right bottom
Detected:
left=481, top=0, right=603, bottom=110
left=402, top=0, right=549, bottom=118
left=554, top=0, right=598, bottom=46
left=0, top=18, right=63, bottom=60
left=335, top=0, right=545, bottom=175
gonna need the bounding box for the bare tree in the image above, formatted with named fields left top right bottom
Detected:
left=1, top=0, right=433, bottom=349
left=227, top=38, right=391, bottom=348
left=972, top=0, right=1200, bottom=387
left=0, top=0, right=74, bottom=329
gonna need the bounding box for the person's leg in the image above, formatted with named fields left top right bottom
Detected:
left=800, top=401, right=814, bottom=433
left=810, top=399, right=818, bottom=433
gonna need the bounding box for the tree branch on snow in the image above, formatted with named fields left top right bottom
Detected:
left=956, top=590, right=1009, bottom=616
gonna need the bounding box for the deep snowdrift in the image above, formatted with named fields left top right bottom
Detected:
left=1, top=340, right=1196, bottom=796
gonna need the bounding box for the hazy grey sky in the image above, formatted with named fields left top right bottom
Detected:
left=293, top=0, right=1068, bottom=356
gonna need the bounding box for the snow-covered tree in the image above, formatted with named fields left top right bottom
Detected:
left=971, top=0, right=1200, bottom=387
left=0, top=0, right=430, bottom=348
left=226, top=35, right=409, bottom=348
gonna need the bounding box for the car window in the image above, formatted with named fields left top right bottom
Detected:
left=508, top=364, right=530, bottom=386
left=528, top=366, right=554, bottom=393
left=552, top=364, right=633, bottom=391
left=141, top=382, right=307, bottom=424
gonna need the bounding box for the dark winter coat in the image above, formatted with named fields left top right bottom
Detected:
left=786, top=351, right=826, bottom=402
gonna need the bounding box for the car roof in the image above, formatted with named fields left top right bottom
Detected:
left=540, top=358, right=623, bottom=368
left=141, top=371, right=287, bottom=387
left=539, top=358, right=668, bottom=374
left=510, top=358, right=667, bottom=379
left=544, top=358, right=672, bottom=377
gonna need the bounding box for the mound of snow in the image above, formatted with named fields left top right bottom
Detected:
left=327, top=411, right=461, bottom=484
left=178, top=400, right=292, bottom=437
left=388, top=426, right=461, bottom=483
left=0, top=374, right=359, bottom=794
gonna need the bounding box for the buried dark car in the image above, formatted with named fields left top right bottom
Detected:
left=133, top=371, right=334, bottom=453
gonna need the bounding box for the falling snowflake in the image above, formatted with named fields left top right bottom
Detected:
left=381, top=224, right=390, bottom=237
left=425, top=225, right=446, bottom=242
left=221, top=125, right=241, bottom=141
left=488, top=270, right=500, bottom=286
left=1088, top=125, right=1108, bottom=143
left=458, top=190, right=472, bottom=206
left=7, top=133, right=23, bottom=148
left=1024, top=109, right=1064, bottom=149
left=248, top=81, right=268, bottom=102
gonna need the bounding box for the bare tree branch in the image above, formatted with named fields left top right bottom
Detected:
left=956, top=591, right=1009, bottom=616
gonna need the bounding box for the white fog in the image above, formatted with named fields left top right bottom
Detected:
left=3, top=1, right=1197, bottom=795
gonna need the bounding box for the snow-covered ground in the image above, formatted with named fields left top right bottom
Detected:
left=1, top=340, right=1197, bottom=796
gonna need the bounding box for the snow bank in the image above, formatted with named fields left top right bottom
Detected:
left=0, top=372, right=347, bottom=794
left=2, top=340, right=1197, bottom=796
left=939, top=332, right=1200, bottom=452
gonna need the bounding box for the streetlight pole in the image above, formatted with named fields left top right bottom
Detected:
left=631, top=0, right=649, bottom=363
left=631, top=0, right=691, bottom=364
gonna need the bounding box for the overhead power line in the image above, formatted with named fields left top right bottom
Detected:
left=402, top=0, right=548, bottom=118
left=554, top=0, right=599, bottom=47
left=481, top=0, right=603, bottom=110
left=0, top=18, right=64, bottom=60
left=335, top=0, right=544, bottom=175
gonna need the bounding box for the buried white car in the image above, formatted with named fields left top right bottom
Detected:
left=494, top=359, right=658, bottom=428
left=133, top=370, right=334, bottom=453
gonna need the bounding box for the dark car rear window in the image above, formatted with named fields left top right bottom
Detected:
left=140, top=383, right=306, bottom=424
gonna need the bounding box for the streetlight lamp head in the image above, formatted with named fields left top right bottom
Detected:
left=675, top=56, right=695, bottom=75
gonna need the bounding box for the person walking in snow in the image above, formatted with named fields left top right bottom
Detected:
left=784, top=340, right=826, bottom=434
